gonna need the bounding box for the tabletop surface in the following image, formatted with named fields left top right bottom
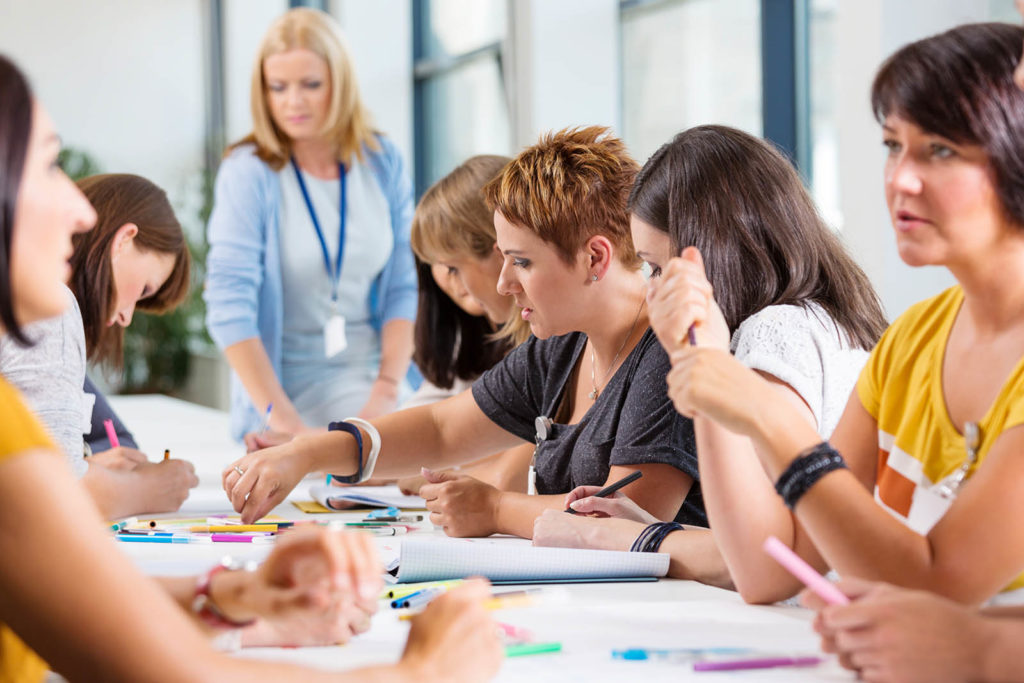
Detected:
left=109, top=394, right=853, bottom=682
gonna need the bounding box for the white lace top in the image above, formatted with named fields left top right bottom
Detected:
left=730, top=304, right=869, bottom=438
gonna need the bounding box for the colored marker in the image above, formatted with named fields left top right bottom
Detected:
left=693, top=655, right=823, bottom=672
left=612, top=647, right=752, bottom=661
left=391, top=586, right=446, bottom=609
left=763, top=536, right=849, bottom=605
left=384, top=580, right=464, bottom=600
left=116, top=535, right=210, bottom=544
left=108, top=517, right=138, bottom=532
left=505, top=642, right=562, bottom=657
left=566, top=470, right=643, bottom=514
left=209, top=534, right=275, bottom=543
left=497, top=622, right=533, bottom=642
left=103, top=419, right=120, bottom=449
left=189, top=525, right=279, bottom=533
left=163, top=449, right=170, bottom=461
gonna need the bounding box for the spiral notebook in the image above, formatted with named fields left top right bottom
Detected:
left=308, top=484, right=427, bottom=510
left=390, top=537, right=669, bottom=584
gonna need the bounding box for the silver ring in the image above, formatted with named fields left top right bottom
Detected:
left=233, top=465, right=245, bottom=476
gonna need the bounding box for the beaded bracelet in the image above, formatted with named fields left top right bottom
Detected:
left=774, top=441, right=848, bottom=510
left=630, top=521, right=685, bottom=553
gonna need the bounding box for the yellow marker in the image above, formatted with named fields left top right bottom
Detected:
left=383, top=579, right=465, bottom=601
left=398, top=593, right=535, bottom=620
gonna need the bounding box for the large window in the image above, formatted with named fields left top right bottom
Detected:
left=621, top=0, right=762, bottom=165
left=808, top=0, right=840, bottom=228
left=413, top=0, right=512, bottom=197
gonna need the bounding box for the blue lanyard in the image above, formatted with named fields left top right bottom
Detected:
left=291, top=157, right=347, bottom=303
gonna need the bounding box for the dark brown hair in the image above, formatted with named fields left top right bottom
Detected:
left=483, top=126, right=640, bottom=268
left=0, top=55, right=34, bottom=345
left=412, top=258, right=511, bottom=389
left=872, top=22, right=1024, bottom=227
left=629, top=125, right=887, bottom=350
left=70, top=174, right=191, bottom=365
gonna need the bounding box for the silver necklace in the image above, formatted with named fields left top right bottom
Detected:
left=589, top=297, right=645, bottom=401
left=935, top=421, right=981, bottom=498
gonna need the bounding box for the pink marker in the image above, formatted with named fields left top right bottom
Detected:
left=763, top=536, right=849, bottom=605
left=103, top=419, right=120, bottom=449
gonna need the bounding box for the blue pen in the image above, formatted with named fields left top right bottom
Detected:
left=391, top=586, right=445, bottom=609
left=259, top=402, right=273, bottom=435
left=116, top=535, right=211, bottom=544
left=613, top=647, right=753, bottom=662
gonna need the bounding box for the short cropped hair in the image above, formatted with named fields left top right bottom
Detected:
left=71, top=174, right=191, bottom=365
left=483, top=126, right=640, bottom=267
left=0, top=55, right=34, bottom=345
left=871, top=22, right=1024, bottom=227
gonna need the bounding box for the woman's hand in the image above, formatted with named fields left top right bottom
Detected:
left=222, top=442, right=316, bottom=523
left=217, top=527, right=382, bottom=647
left=666, top=346, right=771, bottom=437
left=562, top=485, right=659, bottom=523
left=243, top=429, right=294, bottom=453
left=419, top=469, right=502, bottom=537
left=134, top=459, right=200, bottom=513
left=358, top=378, right=399, bottom=419
left=88, top=446, right=149, bottom=471
left=647, top=247, right=730, bottom=353
left=532, top=508, right=646, bottom=551
left=802, top=578, right=992, bottom=683
left=398, top=579, right=503, bottom=683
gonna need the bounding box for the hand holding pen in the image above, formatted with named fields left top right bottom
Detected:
left=646, top=247, right=730, bottom=353
left=563, top=470, right=651, bottom=518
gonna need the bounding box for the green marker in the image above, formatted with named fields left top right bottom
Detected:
left=505, top=642, right=562, bottom=657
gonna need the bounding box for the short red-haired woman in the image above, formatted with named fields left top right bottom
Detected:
left=224, top=127, right=707, bottom=537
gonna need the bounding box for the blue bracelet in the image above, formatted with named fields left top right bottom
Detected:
left=630, top=522, right=685, bottom=553
left=326, top=421, right=364, bottom=484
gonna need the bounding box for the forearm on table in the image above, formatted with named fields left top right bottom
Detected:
left=978, top=616, right=1024, bottom=682
left=659, top=529, right=734, bottom=589
left=495, top=493, right=566, bottom=538
left=223, top=338, right=303, bottom=431
left=377, top=319, right=414, bottom=384
left=81, top=466, right=143, bottom=520
left=461, top=444, right=532, bottom=493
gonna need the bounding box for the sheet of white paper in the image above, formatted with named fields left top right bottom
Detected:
left=394, top=537, right=669, bottom=583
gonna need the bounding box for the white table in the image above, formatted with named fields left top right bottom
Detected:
left=110, top=395, right=853, bottom=682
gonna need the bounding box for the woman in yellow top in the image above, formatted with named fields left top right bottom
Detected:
left=653, top=21, right=1024, bottom=606
left=0, top=54, right=500, bottom=682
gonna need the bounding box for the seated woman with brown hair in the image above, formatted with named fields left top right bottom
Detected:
left=224, top=126, right=705, bottom=537
left=0, top=173, right=199, bottom=519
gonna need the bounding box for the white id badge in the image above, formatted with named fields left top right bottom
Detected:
left=324, top=314, right=347, bottom=358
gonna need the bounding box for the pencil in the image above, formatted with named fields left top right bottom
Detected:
left=163, top=449, right=170, bottom=461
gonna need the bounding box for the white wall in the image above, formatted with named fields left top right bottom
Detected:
left=0, top=0, right=207, bottom=220
left=835, top=0, right=1004, bottom=319
left=510, top=0, right=620, bottom=149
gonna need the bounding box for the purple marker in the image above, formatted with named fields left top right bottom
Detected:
left=693, top=655, right=823, bottom=672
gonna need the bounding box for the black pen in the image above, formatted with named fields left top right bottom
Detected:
left=564, top=470, right=643, bottom=514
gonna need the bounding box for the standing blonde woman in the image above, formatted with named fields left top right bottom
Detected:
left=205, top=8, right=417, bottom=441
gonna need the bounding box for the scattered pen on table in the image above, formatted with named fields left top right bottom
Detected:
left=692, top=655, right=823, bottom=672
left=505, top=642, right=562, bottom=658
left=163, top=449, right=170, bottom=461
left=565, top=470, right=643, bottom=514
left=103, top=419, right=120, bottom=449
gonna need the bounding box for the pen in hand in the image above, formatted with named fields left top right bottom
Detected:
left=564, top=470, right=643, bottom=514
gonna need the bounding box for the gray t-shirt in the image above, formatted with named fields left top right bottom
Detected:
left=472, top=328, right=705, bottom=526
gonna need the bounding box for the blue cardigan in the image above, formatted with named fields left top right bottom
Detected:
left=204, top=138, right=417, bottom=439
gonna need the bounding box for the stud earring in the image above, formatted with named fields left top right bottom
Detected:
left=591, top=275, right=598, bottom=282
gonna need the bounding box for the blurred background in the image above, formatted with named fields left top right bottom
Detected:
left=1, top=0, right=1018, bottom=407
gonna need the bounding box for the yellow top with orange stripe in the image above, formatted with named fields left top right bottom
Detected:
left=857, top=286, right=1024, bottom=594
left=0, top=376, right=53, bottom=683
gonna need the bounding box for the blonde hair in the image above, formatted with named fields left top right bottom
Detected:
left=411, top=155, right=510, bottom=263
left=233, top=7, right=378, bottom=168
left=410, top=154, right=529, bottom=345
